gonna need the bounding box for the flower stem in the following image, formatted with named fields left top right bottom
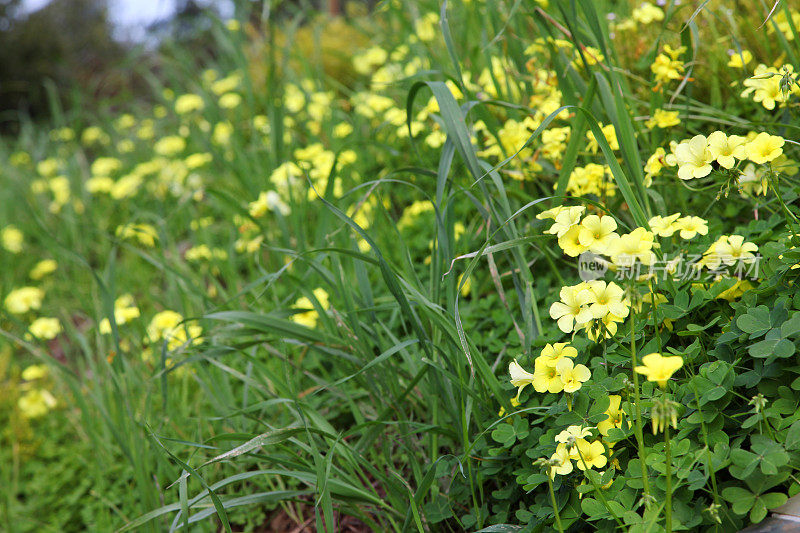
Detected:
left=664, top=395, right=673, bottom=533
left=546, top=473, right=565, bottom=533
left=629, top=314, right=653, bottom=506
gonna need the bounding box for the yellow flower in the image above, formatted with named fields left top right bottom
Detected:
left=727, top=49, right=752, bottom=68
left=291, top=288, right=330, bottom=329
left=18, top=389, right=57, bottom=418
left=175, top=93, right=204, bottom=114
left=22, top=364, right=49, bottom=381
left=746, top=132, right=784, bottom=165
left=647, top=213, right=681, bottom=237
left=509, top=359, right=537, bottom=399
left=635, top=352, right=683, bottom=387
left=707, top=131, right=747, bottom=169
left=147, top=310, right=202, bottom=350
left=497, top=396, right=521, bottom=418
left=644, top=148, right=666, bottom=183
left=249, top=190, right=290, bottom=217
left=645, top=109, right=680, bottom=129
left=558, top=225, right=590, bottom=257
left=537, top=205, right=576, bottom=221
left=544, top=206, right=585, bottom=238
left=586, top=280, right=629, bottom=319
left=219, top=92, right=242, bottom=109
left=555, top=425, right=592, bottom=447
left=549, top=284, right=593, bottom=333
left=608, top=228, right=656, bottom=266
left=632, top=2, right=664, bottom=24
left=539, top=342, right=577, bottom=367
left=584, top=312, right=625, bottom=342
left=586, top=123, right=619, bottom=153
left=353, top=46, right=388, bottom=75
left=5, top=287, right=45, bottom=314
left=2, top=225, right=23, bottom=253
left=98, top=294, right=141, bottom=334
left=532, top=357, right=565, bottom=394
left=549, top=443, right=575, bottom=478
left=116, top=223, right=159, bottom=247
left=715, top=235, right=758, bottom=265
left=575, top=439, right=607, bottom=470
left=29, top=259, right=57, bottom=280
left=154, top=135, right=186, bottom=157
left=651, top=52, right=684, bottom=84
left=741, top=64, right=796, bottom=110
left=29, top=317, right=62, bottom=340
left=557, top=358, right=590, bottom=393
left=597, top=395, right=624, bottom=436
left=674, top=135, right=713, bottom=180
left=414, top=12, right=439, bottom=42
left=676, top=216, right=709, bottom=240
left=578, top=215, right=619, bottom=253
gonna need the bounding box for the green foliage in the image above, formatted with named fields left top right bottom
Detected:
left=2, top=0, right=800, bottom=532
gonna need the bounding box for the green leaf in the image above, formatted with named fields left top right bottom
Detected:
left=581, top=498, right=608, bottom=520
left=782, top=312, right=800, bottom=337
left=761, top=492, right=788, bottom=509
left=722, top=486, right=756, bottom=515
left=491, top=424, right=517, bottom=447
left=730, top=449, right=759, bottom=479
left=750, top=498, right=767, bottom=523
left=748, top=338, right=795, bottom=359
left=737, top=306, right=772, bottom=337
left=786, top=421, right=800, bottom=450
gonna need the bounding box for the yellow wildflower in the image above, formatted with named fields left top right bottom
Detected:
left=586, top=280, right=629, bottom=319
left=597, top=395, right=624, bottom=436
left=707, top=131, right=747, bottom=169
left=539, top=342, right=577, bottom=367
left=533, top=357, right=565, bottom=394
left=746, top=132, right=784, bottom=164
left=727, top=49, right=752, bottom=68
left=29, top=317, right=62, bottom=340
left=509, top=359, right=536, bottom=399
left=648, top=213, right=681, bottom=237
left=2, top=225, right=23, bottom=253
left=549, top=284, right=593, bottom=333
left=575, top=439, right=607, bottom=470
left=676, top=216, right=709, bottom=240
left=645, top=109, right=680, bottom=129
left=5, top=287, right=45, bottom=314
left=291, top=288, right=330, bottom=329
left=557, top=358, right=591, bottom=393
left=634, top=352, right=683, bottom=387
left=674, top=135, right=714, bottom=180
left=578, top=215, right=619, bottom=254
left=549, top=443, right=574, bottom=478
left=18, top=389, right=57, bottom=418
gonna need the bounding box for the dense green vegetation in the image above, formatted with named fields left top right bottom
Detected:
left=2, top=1, right=800, bottom=531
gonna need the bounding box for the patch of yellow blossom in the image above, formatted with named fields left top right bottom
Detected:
left=5, top=287, right=45, bottom=315
left=645, top=109, right=680, bottom=130
left=116, top=223, right=159, bottom=247
left=29, top=317, right=62, bottom=340
left=741, top=64, right=799, bottom=110
left=99, top=294, right=141, bottom=334
left=147, top=310, right=203, bottom=351
left=291, top=288, right=330, bottom=329
left=634, top=352, right=683, bottom=387
left=2, top=225, right=24, bottom=253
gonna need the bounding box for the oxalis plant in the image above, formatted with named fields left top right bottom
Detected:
left=492, top=144, right=800, bottom=531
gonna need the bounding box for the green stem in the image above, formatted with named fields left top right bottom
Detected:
left=546, top=473, right=565, bottom=533
left=629, top=313, right=653, bottom=506
left=575, top=447, right=625, bottom=529
left=664, top=394, right=673, bottom=533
